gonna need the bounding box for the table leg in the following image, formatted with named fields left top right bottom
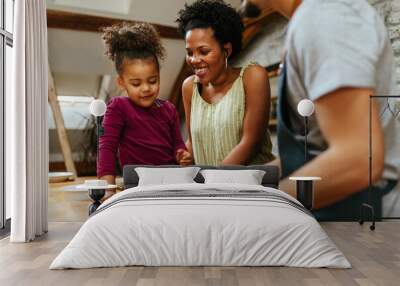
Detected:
left=296, top=180, right=314, bottom=210
left=88, top=189, right=105, bottom=215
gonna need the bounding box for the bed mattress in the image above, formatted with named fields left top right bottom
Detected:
left=50, top=183, right=350, bottom=269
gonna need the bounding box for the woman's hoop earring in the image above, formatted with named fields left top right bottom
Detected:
left=225, top=56, right=228, bottom=70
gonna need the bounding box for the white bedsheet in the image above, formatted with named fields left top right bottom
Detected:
left=50, top=183, right=351, bottom=269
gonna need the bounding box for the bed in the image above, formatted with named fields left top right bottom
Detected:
left=50, top=165, right=350, bottom=269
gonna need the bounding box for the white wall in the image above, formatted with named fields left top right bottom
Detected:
left=53, top=72, right=101, bottom=97
left=46, top=0, right=242, bottom=27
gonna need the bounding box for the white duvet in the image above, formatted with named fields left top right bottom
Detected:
left=50, top=183, right=351, bottom=269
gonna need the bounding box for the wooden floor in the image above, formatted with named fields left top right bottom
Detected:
left=48, top=176, right=94, bottom=222
left=1, top=221, right=400, bottom=286
left=2, top=179, right=398, bottom=285
left=48, top=176, right=123, bottom=222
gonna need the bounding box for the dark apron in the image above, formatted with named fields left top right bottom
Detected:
left=277, top=61, right=396, bottom=221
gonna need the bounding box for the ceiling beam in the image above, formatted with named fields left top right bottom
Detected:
left=242, top=9, right=276, bottom=48
left=47, top=9, right=182, bottom=39
left=169, top=61, right=193, bottom=116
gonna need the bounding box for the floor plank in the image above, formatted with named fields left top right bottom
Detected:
left=8, top=179, right=400, bottom=285
left=1, top=222, right=399, bottom=285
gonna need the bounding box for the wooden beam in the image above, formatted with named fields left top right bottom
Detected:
left=169, top=61, right=193, bottom=117
left=96, top=75, right=110, bottom=100
left=46, top=9, right=182, bottom=39
left=242, top=8, right=276, bottom=48
left=48, top=63, right=77, bottom=178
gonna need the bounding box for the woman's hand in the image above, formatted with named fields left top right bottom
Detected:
left=176, top=149, right=194, bottom=166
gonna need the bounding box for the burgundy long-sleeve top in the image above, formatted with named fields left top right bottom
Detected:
left=97, top=97, right=186, bottom=177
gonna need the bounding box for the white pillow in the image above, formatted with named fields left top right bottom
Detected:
left=200, top=169, right=266, bottom=185
left=135, top=167, right=201, bottom=186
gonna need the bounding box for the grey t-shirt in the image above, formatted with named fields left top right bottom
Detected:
left=284, top=0, right=400, bottom=180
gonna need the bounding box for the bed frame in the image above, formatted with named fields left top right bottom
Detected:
left=87, top=165, right=280, bottom=215
left=123, top=165, right=280, bottom=189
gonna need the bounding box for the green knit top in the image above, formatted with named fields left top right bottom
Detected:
left=190, top=63, right=274, bottom=165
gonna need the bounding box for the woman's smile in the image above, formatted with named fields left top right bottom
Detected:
left=194, top=67, right=208, bottom=78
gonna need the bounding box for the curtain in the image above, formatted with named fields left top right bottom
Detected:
left=8, top=0, right=48, bottom=242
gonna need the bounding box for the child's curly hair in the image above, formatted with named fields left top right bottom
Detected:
left=102, top=22, right=166, bottom=74
left=176, top=0, right=243, bottom=59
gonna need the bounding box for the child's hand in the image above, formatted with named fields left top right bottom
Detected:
left=101, top=189, right=116, bottom=202
left=176, top=149, right=193, bottom=166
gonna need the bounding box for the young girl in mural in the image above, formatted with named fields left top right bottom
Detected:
left=98, top=22, right=192, bottom=197
left=176, top=0, right=275, bottom=166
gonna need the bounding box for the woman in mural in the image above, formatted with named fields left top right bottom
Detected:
left=176, top=0, right=275, bottom=166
